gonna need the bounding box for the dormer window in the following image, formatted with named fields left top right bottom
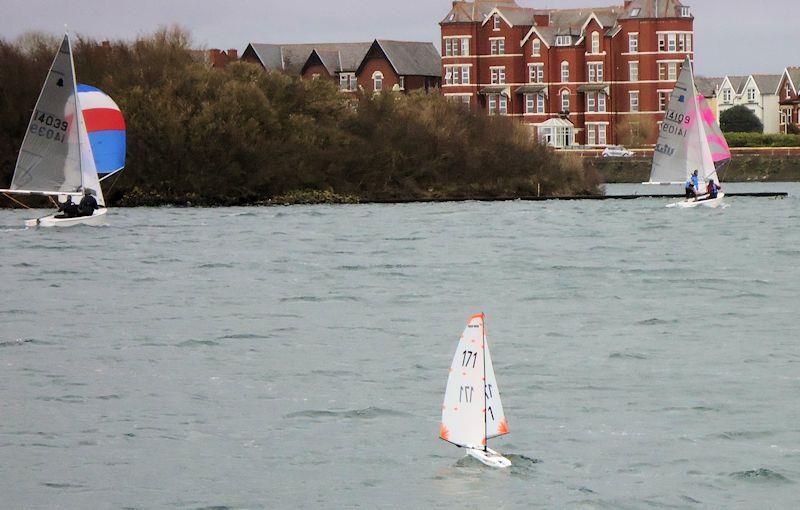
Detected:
left=681, top=6, right=690, bottom=17
left=747, top=88, right=757, bottom=102
left=493, top=14, right=501, bottom=30
left=556, top=35, right=571, bottom=46
left=630, top=7, right=641, bottom=16
left=532, top=39, right=541, bottom=56
left=591, top=32, right=600, bottom=54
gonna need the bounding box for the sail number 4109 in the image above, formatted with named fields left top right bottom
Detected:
left=30, top=110, right=69, bottom=143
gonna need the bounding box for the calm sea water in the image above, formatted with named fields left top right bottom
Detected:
left=1, top=183, right=798, bottom=509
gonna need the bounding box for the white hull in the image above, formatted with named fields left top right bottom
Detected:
left=466, top=447, right=511, bottom=468
left=667, top=192, right=725, bottom=209
left=25, top=207, right=108, bottom=227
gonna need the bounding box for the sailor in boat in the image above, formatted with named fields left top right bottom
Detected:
left=704, top=179, right=721, bottom=200
left=55, top=196, right=79, bottom=218
left=685, top=170, right=700, bottom=200
left=77, top=188, right=99, bottom=217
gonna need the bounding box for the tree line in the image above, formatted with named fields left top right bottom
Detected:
left=0, top=27, right=601, bottom=207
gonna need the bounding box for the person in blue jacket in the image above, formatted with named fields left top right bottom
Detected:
left=685, top=170, right=700, bottom=199
left=706, top=179, right=721, bottom=199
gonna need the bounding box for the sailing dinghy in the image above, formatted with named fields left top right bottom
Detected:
left=646, top=56, right=731, bottom=209
left=1, top=33, right=125, bottom=227
left=440, top=313, right=511, bottom=468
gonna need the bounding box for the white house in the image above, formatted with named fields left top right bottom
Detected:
left=718, top=74, right=782, bottom=133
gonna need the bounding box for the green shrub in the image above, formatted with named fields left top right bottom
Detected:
left=1, top=27, right=601, bottom=205
left=720, top=105, right=763, bottom=133
left=725, top=132, right=800, bottom=148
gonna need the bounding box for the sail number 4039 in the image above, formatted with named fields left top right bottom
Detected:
left=30, top=110, right=69, bottom=143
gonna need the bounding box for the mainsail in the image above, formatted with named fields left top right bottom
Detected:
left=440, top=314, right=507, bottom=448
left=10, top=34, right=83, bottom=193
left=649, top=57, right=717, bottom=185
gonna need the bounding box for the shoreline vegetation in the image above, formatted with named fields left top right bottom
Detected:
left=0, top=27, right=602, bottom=208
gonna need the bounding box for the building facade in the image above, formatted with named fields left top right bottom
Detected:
left=440, top=0, right=694, bottom=147
left=241, top=40, right=441, bottom=94
left=777, top=67, right=800, bottom=134
left=718, top=74, right=782, bottom=133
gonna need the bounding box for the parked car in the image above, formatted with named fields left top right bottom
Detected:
left=602, top=145, right=634, bottom=158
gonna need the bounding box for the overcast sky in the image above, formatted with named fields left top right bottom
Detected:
left=1, top=0, right=797, bottom=77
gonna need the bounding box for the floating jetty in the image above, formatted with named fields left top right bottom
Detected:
left=368, top=192, right=788, bottom=204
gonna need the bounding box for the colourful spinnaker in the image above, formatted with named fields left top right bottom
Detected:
left=77, top=84, right=125, bottom=178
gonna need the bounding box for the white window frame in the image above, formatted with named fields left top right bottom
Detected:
left=598, top=92, right=606, bottom=112
left=526, top=94, right=535, bottom=114
left=628, top=33, right=639, bottom=53
left=499, top=95, right=508, bottom=115
left=532, top=39, right=541, bottom=56
left=372, top=71, right=383, bottom=92
left=493, top=14, right=501, bottom=31
left=561, top=61, right=569, bottom=82
left=528, top=64, right=544, bottom=83
left=461, top=38, right=470, bottom=56
left=398, top=76, right=405, bottom=90
left=598, top=123, right=607, bottom=145
left=445, top=39, right=452, bottom=56
left=488, top=94, right=497, bottom=114
left=561, top=90, right=570, bottom=112
left=629, top=90, right=639, bottom=112
left=461, top=66, right=470, bottom=85
left=587, top=93, right=596, bottom=112
left=591, top=32, right=600, bottom=54
left=747, top=88, right=757, bottom=102
left=668, top=33, right=677, bottom=52
left=588, top=62, right=603, bottom=83
left=556, top=35, right=571, bottom=46
left=490, top=67, right=506, bottom=85
left=537, top=93, right=545, bottom=114
left=587, top=123, right=596, bottom=145
left=723, top=88, right=732, bottom=103
left=629, top=61, right=639, bottom=82
left=658, top=91, right=669, bottom=111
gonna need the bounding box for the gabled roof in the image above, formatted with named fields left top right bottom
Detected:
left=694, top=76, right=723, bottom=98
left=618, top=0, right=689, bottom=19
left=442, top=1, right=536, bottom=24
left=357, top=40, right=442, bottom=77
left=750, top=74, right=782, bottom=95
left=243, top=42, right=371, bottom=74
left=784, top=67, right=800, bottom=93
left=721, top=75, right=748, bottom=95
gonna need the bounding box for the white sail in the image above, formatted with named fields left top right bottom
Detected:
left=440, top=313, right=507, bottom=448
left=10, top=34, right=82, bottom=193
left=77, top=95, right=105, bottom=206
left=484, top=336, right=508, bottom=439
left=649, top=57, right=716, bottom=185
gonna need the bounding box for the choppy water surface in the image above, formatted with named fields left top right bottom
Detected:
left=1, top=183, right=798, bottom=508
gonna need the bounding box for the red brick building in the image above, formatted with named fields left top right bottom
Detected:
left=440, top=0, right=694, bottom=147
left=241, top=40, right=441, bottom=94
left=778, top=67, right=800, bottom=134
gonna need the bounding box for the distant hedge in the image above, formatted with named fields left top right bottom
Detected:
left=725, top=132, right=800, bottom=148
left=0, top=27, right=601, bottom=207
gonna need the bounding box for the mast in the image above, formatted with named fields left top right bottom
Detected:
left=482, top=313, right=487, bottom=452
left=66, top=31, right=84, bottom=191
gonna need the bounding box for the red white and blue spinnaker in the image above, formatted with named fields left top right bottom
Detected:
left=77, top=84, right=126, bottom=180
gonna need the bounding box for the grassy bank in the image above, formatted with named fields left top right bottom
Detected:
left=591, top=155, right=800, bottom=183
left=1, top=28, right=601, bottom=208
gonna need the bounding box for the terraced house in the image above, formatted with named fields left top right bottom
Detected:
left=440, top=0, right=694, bottom=147
left=777, top=67, right=800, bottom=134
left=241, top=40, right=441, bottom=94
left=718, top=74, right=782, bottom=133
